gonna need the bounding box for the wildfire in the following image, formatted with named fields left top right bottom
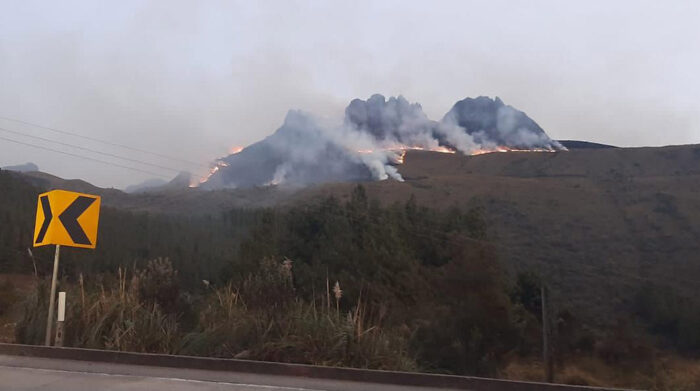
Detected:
left=399, top=145, right=456, bottom=154
left=470, top=147, right=557, bottom=155
left=395, top=150, right=407, bottom=164
left=353, top=144, right=556, bottom=167
left=229, top=145, right=244, bottom=154
left=356, top=145, right=457, bottom=156
left=193, top=144, right=558, bottom=188
left=189, top=161, right=229, bottom=188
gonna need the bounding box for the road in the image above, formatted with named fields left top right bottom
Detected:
left=0, top=355, right=458, bottom=391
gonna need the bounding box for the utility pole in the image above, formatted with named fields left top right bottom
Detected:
left=541, top=284, right=553, bottom=383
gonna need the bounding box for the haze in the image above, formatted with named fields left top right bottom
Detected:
left=1, top=0, right=698, bottom=188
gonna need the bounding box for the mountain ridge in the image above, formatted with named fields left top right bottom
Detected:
left=204, top=94, right=565, bottom=189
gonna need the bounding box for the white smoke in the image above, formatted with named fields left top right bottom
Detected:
left=203, top=94, right=565, bottom=189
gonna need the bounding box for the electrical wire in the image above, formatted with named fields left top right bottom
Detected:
left=0, top=135, right=172, bottom=179
left=0, top=115, right=208, bottom=169
left=0, top=126, right=184, bottom=174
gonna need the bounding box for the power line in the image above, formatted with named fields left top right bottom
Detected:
left=0, top=115, right=208, bottom=169
left=0, top=126, right=184, bottom=174
left=0, top=135, right=172, bottom=179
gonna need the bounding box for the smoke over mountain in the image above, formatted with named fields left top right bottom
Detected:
left=200, top=95, right=565, bottom=189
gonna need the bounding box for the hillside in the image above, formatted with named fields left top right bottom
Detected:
left=6, top=144, right=700, bottom=322
left=294, top=144, right=700, bottom=321
left=202, top=95, right=564, bottom=189
left=3, top=144, right=700, bottom=387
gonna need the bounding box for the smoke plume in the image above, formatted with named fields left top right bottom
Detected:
left=200, top=95, right=565, bottom=189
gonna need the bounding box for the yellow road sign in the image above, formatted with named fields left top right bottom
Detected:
left=33, top=190, right=101, bottom=249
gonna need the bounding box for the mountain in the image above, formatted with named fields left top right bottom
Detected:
left=8, top=170, right=124, bottom=199
left=202, top=95, right=565, bottom=189
left=124, top=178, right=168, bottom=193
left=558, top=140, right=617, bottom=149
left=292, top=144, right=700, bottom=322
left=444, top=96, right=563, bottom=150
left=2, top=162, right=38, bottom=173
left=200, top=111, right=375, bottom=190
left=4, top=143, right=700, bottom=324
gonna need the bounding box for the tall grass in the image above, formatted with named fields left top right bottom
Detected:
left=17, top=262, right=179, bottom=353
left=66, top=266, right=180, bottom=353
left=15, top=280, right=48, bottom=344
left=15, top=258, right=417, bottom=371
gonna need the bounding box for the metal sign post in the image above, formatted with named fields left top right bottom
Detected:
left=33, top=190, right=101, bottom=346
left=45, top=245, right=60, bottom=346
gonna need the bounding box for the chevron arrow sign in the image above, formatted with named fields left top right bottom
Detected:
left=33, top=190, right=101, bottom=249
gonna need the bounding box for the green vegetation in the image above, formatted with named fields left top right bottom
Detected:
left=13, top=185, right=516, bottom=375
left=17, top=258, right=417, bottom=370
left=2, top=169, right=700, bottom=388
left=0, top=280, right=16, bottom=317
left=0, top=170, right=258, bottom=285
left=633, top=283, right=700, bottom=352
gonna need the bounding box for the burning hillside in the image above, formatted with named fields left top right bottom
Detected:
left=199, top=95, right=565, bottom=189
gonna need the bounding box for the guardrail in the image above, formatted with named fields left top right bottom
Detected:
left=0, top=343, right=636, bottom=391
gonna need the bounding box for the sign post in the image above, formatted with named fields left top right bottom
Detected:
left=45, top=245, right=60, bottom=346
left=33, top=190, right=101, bottom=346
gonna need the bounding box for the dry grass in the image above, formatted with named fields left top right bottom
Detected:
left=13, top=260, right=417, bottom=371
left=0, top=274, right=37, bottom=343
left=649, top=356, right=700, bottom=391
left=501, top=355, right=700, bottom=391
left=180, top=260, right=416, bottom=370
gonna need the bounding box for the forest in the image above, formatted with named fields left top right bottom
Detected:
left=1, top=169, right=699, bottom=388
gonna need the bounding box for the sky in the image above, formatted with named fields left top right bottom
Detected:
left=0, top=0, right=698, bottom=188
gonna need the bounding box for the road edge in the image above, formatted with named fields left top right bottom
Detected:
left=0, top=343, right=632, bottom=391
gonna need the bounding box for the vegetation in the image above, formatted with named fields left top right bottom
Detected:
left=17, top=258, right=417, bottom=370
left=2, top=169, right=700, bottom=388
left=0, top=170, right=258, bottom=285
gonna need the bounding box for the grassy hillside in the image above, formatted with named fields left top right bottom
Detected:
left=8, top=145, right=700, bottom=323
left=3, top=145, right=700, bottom=389
left=8, top=145, right=700, bottom=319
left=0, top=169, right=258, bottom=285
left=293, top=145, right=700, bottom=325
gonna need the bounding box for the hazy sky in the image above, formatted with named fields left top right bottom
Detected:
left=1, top=0, right=698, bottom=188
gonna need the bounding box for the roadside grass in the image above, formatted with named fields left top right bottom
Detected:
left=502, top=355, right=700, bottom=391
left=8, top=259, right=700, bottom=389
left=13, top=259, right=418, bottom=371
left=0, top=274, right=36, bottom=343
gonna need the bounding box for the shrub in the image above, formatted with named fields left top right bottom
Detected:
left=15, top=258, right=417, bottom=371
left=0, top=280, right=17, bottom=317
left=180, top=260, right=417, bottom=371
left=15, top=281, right=47, bottom=345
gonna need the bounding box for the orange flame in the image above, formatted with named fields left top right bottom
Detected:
left=355, top=145, right=457, bottom=155
left=353, top=145, right=556, bottom=167
left=189, top=161, right=229, bottom=188
left=470, top=147, right=557, bottom=155
left=229, top=145, right=244, bottom=154
left=395, top=145, right=456, bottom=154
left=193, top=144, right=557, bottom=187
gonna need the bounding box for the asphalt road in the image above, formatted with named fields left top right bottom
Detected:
left=0, top=355, right=459, bottom=391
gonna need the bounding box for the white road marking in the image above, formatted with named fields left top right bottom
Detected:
left=0, top=365, right=328, bottom=391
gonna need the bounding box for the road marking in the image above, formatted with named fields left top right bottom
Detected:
left=0, top=365, right=328, bottom=391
